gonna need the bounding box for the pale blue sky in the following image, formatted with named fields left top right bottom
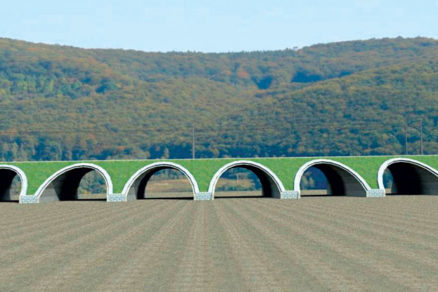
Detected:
left=1, top=0, right=437, bottom=52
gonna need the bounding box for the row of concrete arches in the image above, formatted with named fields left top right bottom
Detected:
left=1, top=158, right=438, bottom=203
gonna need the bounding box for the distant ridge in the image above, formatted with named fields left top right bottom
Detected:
left=0, top=37, right=437, bottom=161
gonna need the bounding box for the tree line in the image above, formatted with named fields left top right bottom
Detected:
left=0, top=37, right=437, bottom=161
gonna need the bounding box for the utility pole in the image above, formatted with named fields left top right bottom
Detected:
left=192, top=126, right=195, bottom=160
left=236, top=173, right=239, bottom=188
left=404, top=123, right=408, bottom=155
left=420, top=118, right=424, bottom=155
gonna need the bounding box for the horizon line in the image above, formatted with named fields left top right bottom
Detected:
left=1, top=35, right=437, bottom=54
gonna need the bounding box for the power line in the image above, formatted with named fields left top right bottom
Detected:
left=0, top=118, right=428, bottom=136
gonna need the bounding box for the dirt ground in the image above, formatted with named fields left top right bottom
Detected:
left=0, top=196, right=437, bottom=291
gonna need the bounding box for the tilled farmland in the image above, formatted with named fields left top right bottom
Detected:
left=0, top=196, right=437, bottom=291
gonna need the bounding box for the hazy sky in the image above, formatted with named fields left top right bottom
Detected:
left=1, top=0, right=437, bottom=52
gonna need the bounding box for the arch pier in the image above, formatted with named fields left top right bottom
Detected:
left=294, top=159, right=380, bottom=198
left=34, top=163, right=113, bottom=203
left=378, top=158, right=438, bottom=196
left=0, top=165, right=27, bottom=203
left=203, top=160, right=296, bottom=200
left=110, top=162, right=200, bottom=202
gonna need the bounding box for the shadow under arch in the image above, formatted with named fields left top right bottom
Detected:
left=34, top=163, right=113, bottom=203
left=122, top=162, right=199, bottom=200
left=0, top=165, right=28, bottom=202
left=208, top=160, right=285, bottom=199
left=378, top=158, right=438, bottom=195
left=294, top=159, right=370, bottom=197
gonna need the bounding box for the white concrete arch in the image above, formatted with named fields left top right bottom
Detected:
left=34, top=163, right=113, bottom=203
left=208, top=160, right=286, bottom=199
left=0, top=165, right=28, bottom=201
left=122, top=162, right=200, bottom=199
left=377, top=158, right=438, bottom=193
left=294, top=159, right=371, bottom=195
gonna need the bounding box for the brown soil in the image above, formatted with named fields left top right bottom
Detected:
left=0, top=196, right=437, bottom=291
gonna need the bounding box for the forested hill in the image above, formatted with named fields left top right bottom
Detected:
left=1, top=37, right=438, bottom=161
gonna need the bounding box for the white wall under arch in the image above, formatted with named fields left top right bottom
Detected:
left=0, top=165, right=28, bottom=200
left=122, top=162, right=200, bottom=199
left=208, top=160, right=286, bottom=199
left=294, top=159, right=371, bottom=195
left=34, top=163, right=113, bottom=202
left=377, top=158, right=438, bottom=193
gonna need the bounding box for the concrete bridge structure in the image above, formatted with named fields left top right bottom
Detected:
left=1, top=155, right=438, bottom=204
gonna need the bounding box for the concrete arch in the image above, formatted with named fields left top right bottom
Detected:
left=294, top=159, right=371, bottom=197
left=34, top=163, right=113, bottom=203
left=378, top=158, right=438, bottom=195
left=0, top=165, right=28, bottom=202
left=122, top=162, right=200, bottom=200
left=208, top=160, right=286, bottom=199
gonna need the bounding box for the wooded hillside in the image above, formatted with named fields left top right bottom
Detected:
left=1, top=37, right=437, bottom=161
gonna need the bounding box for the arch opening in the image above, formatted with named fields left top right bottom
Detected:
left=295, top=160, right=369, bottom=197
left=383, top=162, right=438, bottom=195
left=209, top=161, right=284, bottom=199
left=77, top=171, right=107, bottom=200
left=300, top=166, right=333, bottom=196
left=214, top=167, right=263, bottom=198
left=0, top=168, right=22, bottom=202
left=141, top=168, right=193, bottom=200
left=36, top=164, right=112, bottom=203
left=123, top=163, right=199, bottom=200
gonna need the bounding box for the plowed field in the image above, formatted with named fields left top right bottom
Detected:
left=1, top=196, right=437, bottom=291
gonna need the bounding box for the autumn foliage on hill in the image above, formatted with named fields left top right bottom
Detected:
left=0, top=37, right=438, bottom=161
